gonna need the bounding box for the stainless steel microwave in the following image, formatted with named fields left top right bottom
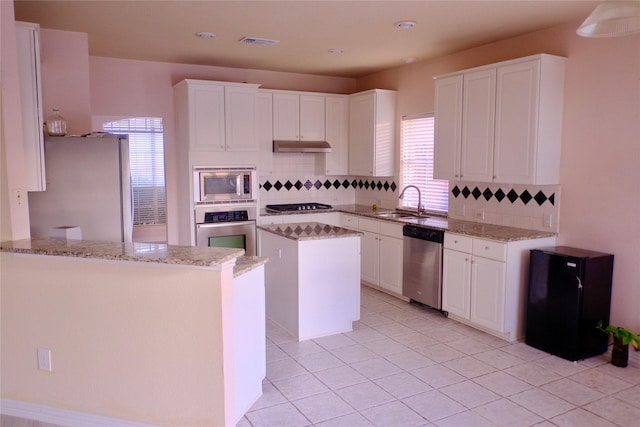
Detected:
left=193, top=166, right=257, bottom=203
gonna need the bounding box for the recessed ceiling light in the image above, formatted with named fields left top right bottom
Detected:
left=240, top=36, right=280, bottom=46
left=394, top=20, right=417, bottom=29
left=403, top=57, right=418, bottom=64
left=328, top=48, right=344, bottom=54
left=195, top=32, right=216, bottom=39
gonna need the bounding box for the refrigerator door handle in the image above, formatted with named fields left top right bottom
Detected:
left=576, top=276, right=583, bottom=290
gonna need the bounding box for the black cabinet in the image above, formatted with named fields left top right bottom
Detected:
left=526, top=246, right=614, bottom=361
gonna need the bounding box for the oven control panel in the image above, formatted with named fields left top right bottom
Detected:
left=203, top=210, right=249, bottom=223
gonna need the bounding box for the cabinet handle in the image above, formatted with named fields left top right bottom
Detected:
left=465, top=257, right=469, bottom=262
left=454, top=240, right=458, bottom=244
left=485, top=246, right=490, bottom=250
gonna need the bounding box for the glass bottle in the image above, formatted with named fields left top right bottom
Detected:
left=45, top=108, right=67, bottom=136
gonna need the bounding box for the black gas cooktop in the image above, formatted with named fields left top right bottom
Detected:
left=265, top=203, right=333, bottom=213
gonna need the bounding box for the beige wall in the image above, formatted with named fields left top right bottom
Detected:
left=358, top=21, right=640, bottom=331
left=1, top=253, right=234, bottom=426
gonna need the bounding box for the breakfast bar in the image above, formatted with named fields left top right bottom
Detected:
left=0, top=238, right=267, bottom=427
left=258, top=222, right=362, bottom=341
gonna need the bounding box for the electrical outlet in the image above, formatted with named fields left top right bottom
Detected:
left=37, top=348, right=52, bottom=372
left=543, top=213, right=553, bottom=228
left=456, top=205, right=465, bottom=217
left=475, top=211, right=485, bottom=220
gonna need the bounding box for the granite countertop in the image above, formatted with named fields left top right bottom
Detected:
left=0, top=238, right=267, bottom=275
left=258, top=222, right=363, bottom=241
left=261, top=204, right=556, bottom=242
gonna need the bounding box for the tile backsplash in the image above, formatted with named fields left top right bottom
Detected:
left=447, top=181, right=560, bottom=233
left=259, top=153, right=560, bottom=233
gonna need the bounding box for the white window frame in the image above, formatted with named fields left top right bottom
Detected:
left=399, top=113, right=449, bottom=214
left=103, top=117, right=166, bottom=226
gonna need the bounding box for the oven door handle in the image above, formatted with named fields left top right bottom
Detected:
left=196, top=220, right=255, bottom=229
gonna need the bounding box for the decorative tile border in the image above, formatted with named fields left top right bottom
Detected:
left=261, top=178, right=397, bottom=192
left=451, top=185, right=555, bottom=206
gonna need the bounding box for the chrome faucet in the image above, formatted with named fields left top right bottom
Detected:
left=399, top=185, right=423, bottom=216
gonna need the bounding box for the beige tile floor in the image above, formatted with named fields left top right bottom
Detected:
left=238, top=285, right=640, bottom=427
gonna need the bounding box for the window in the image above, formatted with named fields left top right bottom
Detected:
left=399, top=114, right=449, bottom=213
left=103, top=118, right=166, bottom=226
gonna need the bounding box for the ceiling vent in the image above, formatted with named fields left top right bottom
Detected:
left=240, top=36, right=280, bottom=46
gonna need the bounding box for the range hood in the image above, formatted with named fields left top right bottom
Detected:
left=273, top=140, right=332, bottom=153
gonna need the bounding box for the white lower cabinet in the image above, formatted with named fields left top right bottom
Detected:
left=443, top=232, right=555, bottom=341
left=342, top=215, right=403, bottom=295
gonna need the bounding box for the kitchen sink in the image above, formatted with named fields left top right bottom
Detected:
left=374, top=211, right=417, bottom=219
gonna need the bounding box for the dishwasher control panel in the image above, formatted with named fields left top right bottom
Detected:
left=402, top=225, right=444, bottom=243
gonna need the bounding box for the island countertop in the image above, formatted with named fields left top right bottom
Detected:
left=258, top=222, right=363, bottom=241
left=0, top=238, right=267, bottom=275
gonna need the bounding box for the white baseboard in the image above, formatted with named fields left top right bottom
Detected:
left=0, top=399, right=158, bottom=427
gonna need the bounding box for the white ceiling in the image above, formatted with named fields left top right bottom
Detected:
left=14, top=0, right=599, bottom=78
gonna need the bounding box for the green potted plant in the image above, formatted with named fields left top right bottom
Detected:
left=596, top=320, right=640, bottom=367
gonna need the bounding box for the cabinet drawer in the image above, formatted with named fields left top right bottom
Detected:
left=341, top=214, right=359, bottom=230
left=379, top=221, right=403, bottom=238
left=358, top=218, right=381, bottom=233
left=444, top=233, right=473, bottom=252
left=472, top=238, right=507, bottom=261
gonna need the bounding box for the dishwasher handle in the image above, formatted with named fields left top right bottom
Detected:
left=402, top=225, right=444, bottom=243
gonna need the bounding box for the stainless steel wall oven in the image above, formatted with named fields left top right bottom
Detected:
left=195, top=204, right=257, bottom=256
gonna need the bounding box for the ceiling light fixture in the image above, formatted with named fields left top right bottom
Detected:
left=403, top=57, right=418, bottom=64
left=394, top=20, right=417, bottom=29
left=195, top=32, right=216, bottom=39
left=328, top=48, right=344, bottom=54
left=239, top=36, right=280, bottom=46
left=577, top=1, right=640, bottom=37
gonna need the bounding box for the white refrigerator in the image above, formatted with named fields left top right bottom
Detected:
left=28, top=134, right=133, bottom=242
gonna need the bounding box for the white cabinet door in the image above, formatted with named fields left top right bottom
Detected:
left=434, top=75, right=463, bottom=181
left=299, top=95, right=325, bottom=141
left=470, top=256, right=506, bottom=332
left=273, top=93, right=300, bottom=140
left=442, top=248, right=471, bottom=319
left=379, top=235, right=403, bottom=294
left=225, top=85, right=258, bottom=151
left=461, top=69, right=496, bottom=182
left=348, top=89, right=396, bottom=177
left=493, top=60, right=539, bottom=184
left=348, top=92, right=375, bottom=176
left=191, top=83, right=226, bottom=151
left=256, top=91, right=274, bottom=174
left=360, top=231, right=379, bottom=285
left=16, top=21, right=45, bottom=191
left=320, top=95, right=349, bottom=175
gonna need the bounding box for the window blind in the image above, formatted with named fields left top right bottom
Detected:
left=400, top=114, right=449, bottom=213
left=103, top=118, right=166, bottom=225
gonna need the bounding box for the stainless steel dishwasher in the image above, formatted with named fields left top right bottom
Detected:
left=402, top=225, right=445, bottom=310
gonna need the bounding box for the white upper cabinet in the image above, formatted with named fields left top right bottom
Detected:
left=461, top=69, right=496, bottom=182
left=434, top=54, right=566, bottom=185
left=256, top=91, right=274, bottom=174
left=433, top=75, right=463, bottom=181
left=273, top=92, right=325, bottom=141
left=348, top=89, right=397, bottom=177
left=16, top=21, right=45, bottom=191
left=173, top=80, right=260, bottom=152
left=317, top=95, right=349, bottom=175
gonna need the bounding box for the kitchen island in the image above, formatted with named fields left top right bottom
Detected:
left=258, top=222, right=362, bottom=341
left=0, top=238, right=267, bottom=427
